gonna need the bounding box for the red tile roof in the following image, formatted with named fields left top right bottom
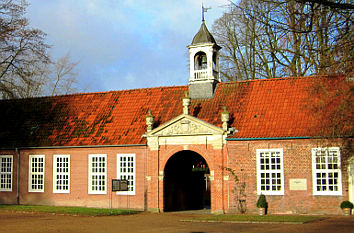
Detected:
left=0, top=75, right=352, bottom=148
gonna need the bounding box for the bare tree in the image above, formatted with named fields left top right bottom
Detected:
left=213, top=0, right=353, bottom=80
left=23, top=53, right=79, bottom=97
left=0, top=0, right=80, bottom=99
left=49, top=53, right=78, bottom=96
left=295, top=0, right=354, bottom=10
left=0, top=0, right=50, bottom=98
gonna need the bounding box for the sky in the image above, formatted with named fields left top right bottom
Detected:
left=26, top=0, right=231, bottom=93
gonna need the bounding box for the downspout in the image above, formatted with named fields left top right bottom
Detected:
left=157, top=137, right=160, bottom=212
left=15, top=148, right=20, bottom=205
left=221, top=138, right=225, bottom=213
left=144, top=144, right=148, bottom=211
left=225, top=139, right=230, bottom=213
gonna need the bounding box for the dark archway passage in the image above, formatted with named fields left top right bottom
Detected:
left=163, top=150, right=210, bottom=212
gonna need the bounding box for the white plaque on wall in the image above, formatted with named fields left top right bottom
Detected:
left=289, top=179, right=307, bottom=191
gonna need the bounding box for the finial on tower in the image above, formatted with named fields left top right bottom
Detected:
left=202, top=4, right=211, bottom=22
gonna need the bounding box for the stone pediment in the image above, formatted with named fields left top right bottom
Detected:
left=146, top=114, right=224, bottom=137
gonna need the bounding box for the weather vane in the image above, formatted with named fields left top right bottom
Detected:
left=202, top=3, right=211, bottom=22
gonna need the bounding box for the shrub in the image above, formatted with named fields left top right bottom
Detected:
left=340, top=201, right=354, bottom=209
left=256, top=194, right=268, bottom=208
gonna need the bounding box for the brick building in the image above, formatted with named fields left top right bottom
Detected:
left=0, top=20, right=353, bottom=215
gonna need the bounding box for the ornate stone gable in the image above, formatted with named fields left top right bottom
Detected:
left=156, top=118, right=212, bottom=136
left=145, top=114, right=225, bottom=151
left=146, top=114, right=224, bottom=137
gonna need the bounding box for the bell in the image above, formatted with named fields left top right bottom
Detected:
left=201, top=55, right=207, bottom=69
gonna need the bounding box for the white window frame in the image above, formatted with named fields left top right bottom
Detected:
left=257, top=149, right=284, bottom=195
left=117, top=154, right=136, bottom=195
left=53, top=154, right=70, bottom=194
left=28, top=155, right=45, bottom=192
left=0, top=155, right=13, bottom=192
left=88, top=154, right=107, bottom=194
left=312, top=147, right=342, bottom=196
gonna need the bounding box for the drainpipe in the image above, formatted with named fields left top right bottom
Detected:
left=144, top=144, right=148, bottom=211
left=221, top=143, right=225, bottom=214
left=15, top=148, right=20, bottom=205
left=157, top=139, right=160, bottom=212
left=225, top=140, right=230, bottom=213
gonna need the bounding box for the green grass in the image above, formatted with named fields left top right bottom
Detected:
left=185, top=214, right=325, bottom=223
left=0, top=205, right=140, bottom=216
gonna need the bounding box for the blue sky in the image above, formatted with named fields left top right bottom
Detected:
left=27, top=0, right=230, bottom=93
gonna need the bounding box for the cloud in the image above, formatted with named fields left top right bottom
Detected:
left=27, top=0, right=230, bottom=93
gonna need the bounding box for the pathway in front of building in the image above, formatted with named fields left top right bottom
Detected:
left=0, top=210, right=353, bottom=233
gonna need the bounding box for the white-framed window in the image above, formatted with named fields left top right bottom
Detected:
left=29, top=155, right=45, bottom=192
left=257, top=149, right=284, bottom=195
left=312, top=147, right=342, bottom=195
left=0, top=155, right=13, bottom=192
left=88, top=154, right=107, bottom=194
left=53, top=155, right=70, bottom=193
left=117, top=154, right=136, bottom=195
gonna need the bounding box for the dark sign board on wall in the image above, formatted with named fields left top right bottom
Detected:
left=112, top=179, right=128, bottom=192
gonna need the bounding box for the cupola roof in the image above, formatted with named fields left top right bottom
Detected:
left=191, top=21, right=217, bottom=45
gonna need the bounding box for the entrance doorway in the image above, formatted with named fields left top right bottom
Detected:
left=163, top=150, right=210, bottom=212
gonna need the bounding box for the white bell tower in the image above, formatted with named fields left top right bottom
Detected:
left=187, top=7, right=221, bottom=99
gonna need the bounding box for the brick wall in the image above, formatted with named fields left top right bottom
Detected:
left=1, top=137, right=352, bottom=215
left=0, top=146, right=147, bottom=210
left=224, top=138, right=352, bottom=215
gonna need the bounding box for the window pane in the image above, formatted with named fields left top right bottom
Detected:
left=89, top=155, right=106, bottom=194
left=257, top=150, right=283, bottom=195
left=117, top=154, right=135, bottom=194
left=313, top=148, right=341, bottom=195
left=0, top=156, right=13, bottom=191
left=29, top=156, right=44, bottom=192
left=53, top=155, right=70, bottom=193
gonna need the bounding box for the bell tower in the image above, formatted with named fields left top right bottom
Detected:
left=187, top=6, right=221, bottom=99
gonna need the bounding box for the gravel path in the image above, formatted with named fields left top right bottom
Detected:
left=1, top=210, right=353, bottom=233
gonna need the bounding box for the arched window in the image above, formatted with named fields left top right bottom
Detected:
left=194, top=52, right=207, bottom=70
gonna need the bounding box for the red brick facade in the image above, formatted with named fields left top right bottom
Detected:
left=0, top=137, right=352, bottom=214
left=0, top=147, right=147, bottom=210
left=224, top=138, right=352, bottom=214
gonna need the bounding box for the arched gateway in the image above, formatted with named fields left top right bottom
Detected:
left=164, top=150, right=210, bottom=211
left=144, top=92, right=231, bottom=213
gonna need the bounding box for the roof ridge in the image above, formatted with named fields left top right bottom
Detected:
left=219, top=75, right=343, bottom=86
left=0, top=84, right=189, bottom=101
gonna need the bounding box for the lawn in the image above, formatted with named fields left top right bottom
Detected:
left=0, top=205, right=140, bottom=216
left=184, top=214, right=325, bottom=224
